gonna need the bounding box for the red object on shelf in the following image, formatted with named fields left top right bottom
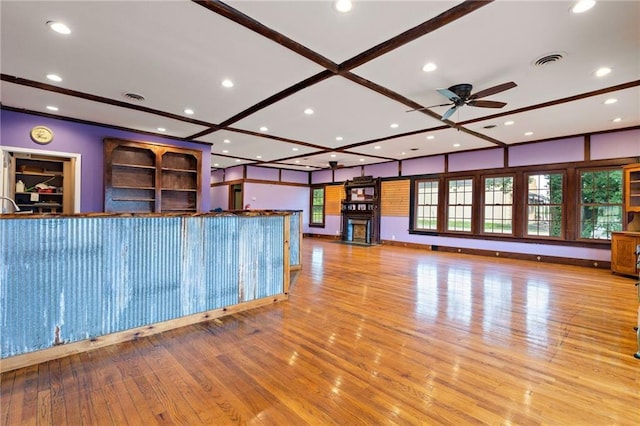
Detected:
left=37, top=188, right=53, bottom=193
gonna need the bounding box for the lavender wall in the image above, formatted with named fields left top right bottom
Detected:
left=509, top=137, right=583, bottom=167
left=281, top=169, right=308, bottom=184
left=364, top=161, right=399, bottom=178
left=210, top=185, right=229, bottom=210
left=246, top=165, right=279, bottom=181
left=402, top=155, right=445, bottom=176
left=242, top=182, right=310, bottom=231
left=225, top=165, right=244, bottom=181
left=1, top=110, right=211, bottom=212
left=591, top=128, right=640, bottom=159
left=449, top=148, right=504, bottom=172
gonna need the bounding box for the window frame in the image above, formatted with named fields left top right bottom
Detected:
left=445, top=176, right=474, bottom=233
left=413, top=178, right=440, bottom=231
left=524, top=171, right=565, bottom=240
left=577, top=167, right=623, bottom=241
left=482, top=174, right=515, bottom=236
left=309, top=185, right=325, bottom=228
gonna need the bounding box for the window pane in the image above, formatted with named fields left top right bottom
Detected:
left=310, top=187, right=325, bottom=225
left=484, top=176, right=513, bottom=234
left=527, top=173, right=563, bottom=237
left=415, top=180, right=438, bottom=230
left=579, top=169, right=622, bottom=240
left=447, top=179, right=472, bottom=232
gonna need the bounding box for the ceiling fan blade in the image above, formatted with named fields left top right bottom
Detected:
left=406, top=102, right=453, bottom=112
left=437, top=88, right=461, bottom=103
left=468, top=81, right=517, bottom=100
left=467, top=100, right=507, bottom=108
left=441, top=105, right=458, bottom=120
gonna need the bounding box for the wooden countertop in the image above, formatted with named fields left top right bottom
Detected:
left=0, top=210, right=299, bottom=219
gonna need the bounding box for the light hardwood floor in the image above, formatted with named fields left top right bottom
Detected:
left=2, top=238, right=639, bottom=425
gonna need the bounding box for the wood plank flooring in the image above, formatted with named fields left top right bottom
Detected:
left=2, top=238, right=639, bottom=425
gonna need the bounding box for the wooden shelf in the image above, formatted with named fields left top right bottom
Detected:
left=104, top=139, right=201, bottom=213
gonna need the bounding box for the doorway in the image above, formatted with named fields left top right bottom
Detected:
left=0, top=147, right=81, bottom=213
left=230, top=183, right=243, bottom=210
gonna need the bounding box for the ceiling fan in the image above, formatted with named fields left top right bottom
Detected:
left=411, top=81, right=517, bottom=120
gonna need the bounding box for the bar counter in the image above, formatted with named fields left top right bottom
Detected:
left=0, top=211, right=301, bottom=372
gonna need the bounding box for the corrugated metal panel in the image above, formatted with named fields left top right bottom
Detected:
left=289, top=211, right=301, bottom=267
left=0, top=214, right=287, bottom=359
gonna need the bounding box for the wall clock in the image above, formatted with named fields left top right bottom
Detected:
left=30, top=126, right=54, bottom=144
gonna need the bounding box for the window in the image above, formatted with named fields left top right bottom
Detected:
left=447, top=178, right=473, bottom=232
left=415, top=179, right=439, bottom=230
left=483, top=176, right=513, bottom=234
left=579, top=169, right=623, bottom=239
left=526, top=173, right=563, bottom=237
left=309, top=186, right=325, bottom=227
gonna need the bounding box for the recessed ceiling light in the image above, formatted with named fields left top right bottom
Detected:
left=46, top=105, right=59, bottom=111
left=184, top=108, right=194, bottom=115
left=256, top=155, right=262, bottom=159
left=292, top=147, right=299, bottom=151
left=571, top=0, right=596, bottom=14
left=374, top=146, right=381, bottom=150
left=330, top=154, right=337, bottom=158
left=235, top=159, right=241, bottom=163
left=504, top=120, right=515, bottom=126
left=295, top=160, right=301, bottom=163
left=336, top=136, right=343, bottom=141
left=426, top=135, right=435, bottom=140
left=613, top=117, right=622, bottom=122
left=334, top=0, right=352, bottom=13
left=222, top=149, right=229, bottom=153
left=221, top=79, right=234, bottom=88
left=213, top=163, right=219, bottom=167
left=304, top=108, right=314, bottom=115
left=390, top=123, right=399, bottom=129
left=595, top=67, right=611, bottom=77
left=422, top=62, right=437, bottom=73
left=401, top=152, right=406, bottom=155
left=46, top=73, right=62, bottom=82
left=46, top=21, right=71, bottom=35
left=604, top=98, right=617, bottom=105
left=305, top=165, right=311, bottom=169
left=259, top=126, right=268, bottom=132
left=223, top=139, right=231, bottom=144
left=359, top=158, right=365, bottom=162
left=524, top=131, right=534, bottom=136
left=453, top=143, right=461, bottom=147
left=157, top=127, right=166, bottom=132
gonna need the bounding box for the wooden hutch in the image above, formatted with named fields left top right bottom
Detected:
left=104, top=139, right=202, bottom=213
left=611, top=164, right=640, bottom=276
left=340, top=176, right=381, bottom=245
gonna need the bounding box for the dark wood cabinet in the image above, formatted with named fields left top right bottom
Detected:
left=341, top=176, right=381, bottom=245
left=104, top=139, right=201, bottom=213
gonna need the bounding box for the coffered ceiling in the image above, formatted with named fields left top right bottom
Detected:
left=1, top=0, right=638, bottom=171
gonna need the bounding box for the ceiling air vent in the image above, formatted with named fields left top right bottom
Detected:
left=122, top=92, right=145, bottom=102
left=533, top=52, right=566, bottom=67
left=483, top=124, right=497, bottom=129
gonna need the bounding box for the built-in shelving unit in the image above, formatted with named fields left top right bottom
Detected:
left=104, top=139, right=201, bottom=213
left=611, top=164, right=640, bottom=276
left=340, top=176, right=381, bottom=245
left=8, top=153, right=74, bottom=213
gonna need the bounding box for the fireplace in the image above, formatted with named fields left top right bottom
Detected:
left=347, top=219, right=370, bottom=244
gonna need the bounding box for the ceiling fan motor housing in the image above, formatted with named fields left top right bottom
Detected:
left=449, top=83, right=473, bottom=100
